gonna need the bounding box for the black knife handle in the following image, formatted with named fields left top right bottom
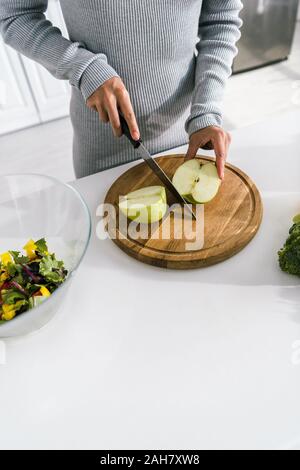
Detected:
left=119, top=113, right=142, bottom=149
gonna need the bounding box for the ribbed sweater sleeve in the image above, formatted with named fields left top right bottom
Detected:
left=185, top=0, right=243, bottom=137
left=0, top=0, right=119, bottom=101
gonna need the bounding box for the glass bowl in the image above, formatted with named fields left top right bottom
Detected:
left=0, top=174, right=91, bottom=338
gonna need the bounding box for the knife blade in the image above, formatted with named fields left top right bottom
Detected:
left=119, top=114, right=196, bottom=220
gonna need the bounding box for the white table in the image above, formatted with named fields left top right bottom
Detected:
left=1, top=110, right=300, bottom=450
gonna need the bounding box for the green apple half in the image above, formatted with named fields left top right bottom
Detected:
left=172, top=160, right=221, bottom=204
left=119, top=186, right=167, bottom=223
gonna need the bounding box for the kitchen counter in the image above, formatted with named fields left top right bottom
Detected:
left=1, top=110, right=300, bottom=450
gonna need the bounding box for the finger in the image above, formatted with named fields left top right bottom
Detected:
left=221, top=133, right=231, bottom=178
left=216, top=156, right=226, bottom=181
left=185, top=143, right=198, bottom=161
left=105, top=97, right=122, bottom=137
left=95, top=104, right=109, bottom=123
left=118, top=92, right=140, bottom=140
left=212, top=133, right=227, bottom=180
left=86, top=97, right=94, bottom=110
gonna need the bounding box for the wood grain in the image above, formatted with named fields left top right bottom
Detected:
left=104, top=155, right=263, bottom=269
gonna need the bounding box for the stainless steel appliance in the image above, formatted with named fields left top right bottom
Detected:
left=233, top=0, right=299, bottom=73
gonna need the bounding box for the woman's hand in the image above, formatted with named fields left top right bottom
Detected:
left=86, top=77, right=140, bottom=140
left=185, top=126, right=231, bottom=180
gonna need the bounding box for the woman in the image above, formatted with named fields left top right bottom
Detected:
left=0, top=0, right=242, bottom=179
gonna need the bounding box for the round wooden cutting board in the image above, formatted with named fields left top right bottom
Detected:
left=104, top=155, right=263, bottom=269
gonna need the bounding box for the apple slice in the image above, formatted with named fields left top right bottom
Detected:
left=172, top=160, right=221, bottom=204
left=172, top=159, right=201, bottom=197
left=124, top=186, right=167, bottom=203
left=191, top=162, right=221, bottom=203
left=191, top=174, right=218, bottom=203
left=200, top=161, right=220, bottom=178
left=119, top=186, right=167, bottom=223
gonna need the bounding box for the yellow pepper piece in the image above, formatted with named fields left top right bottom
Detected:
left=2, top=300, right=25, bottom=321
left=40, top=286, right=51, bottom=297
left=0, top=252, right=12, bottom=266
left=0, top=271, right=9, bottom=282
left=2, top=304, right=16, bottom=321
left=23, top=239, right=37, bottom=260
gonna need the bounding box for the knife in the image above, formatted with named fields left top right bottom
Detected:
left=119, top=114, right=196, bottom=220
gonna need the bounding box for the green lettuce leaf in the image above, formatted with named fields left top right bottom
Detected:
left=35, top=238, right=48, bottom=255
left=9, top=251, right=29, bottom=264
left=39, top=254, right=66, bottom=284
left=1, top=289, right=27, bottom=305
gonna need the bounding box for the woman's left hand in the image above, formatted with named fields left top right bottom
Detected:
left=185, top=126, right=231, bottom=180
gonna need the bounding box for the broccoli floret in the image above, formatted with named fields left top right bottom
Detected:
left=278, top=222, right=300, bottom=276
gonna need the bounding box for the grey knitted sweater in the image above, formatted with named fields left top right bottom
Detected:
left=0, top=0, right=242, bottom=178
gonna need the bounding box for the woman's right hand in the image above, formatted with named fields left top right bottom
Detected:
left=86, top=76, right=140, bottom=140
